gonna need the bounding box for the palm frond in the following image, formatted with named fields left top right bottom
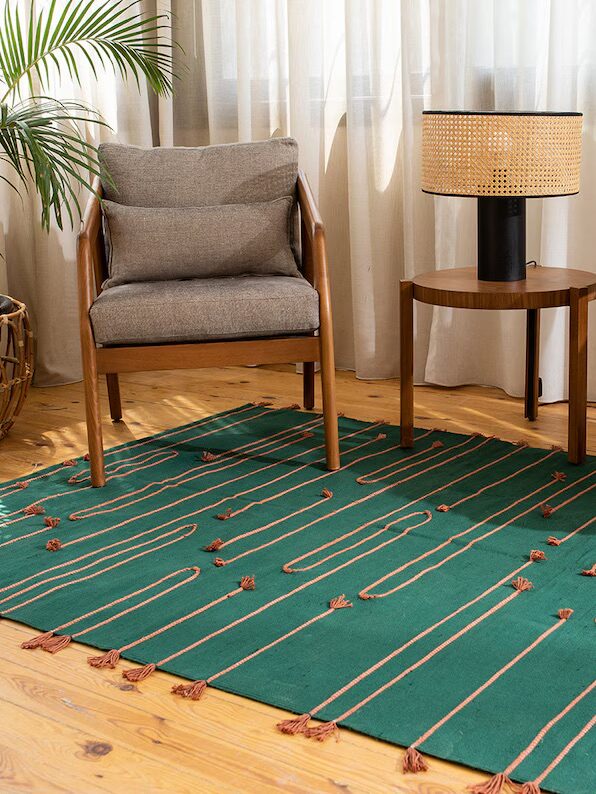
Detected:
left=0, top=97, right=107, bottom=230
left=0, top=0, right=175, bottom=102
left=0, top=1, right=175, bottom=232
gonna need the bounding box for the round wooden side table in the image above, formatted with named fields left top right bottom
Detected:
left=399, top=266, right=596, bottom=463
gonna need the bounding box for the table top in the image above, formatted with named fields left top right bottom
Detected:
left=411, top=266, right=596, bottom=310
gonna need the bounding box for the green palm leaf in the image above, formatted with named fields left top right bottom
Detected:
left=0, top=0, right=175, bottom=231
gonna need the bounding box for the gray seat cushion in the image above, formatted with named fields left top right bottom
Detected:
left=90, top=276, right=319, bottom=346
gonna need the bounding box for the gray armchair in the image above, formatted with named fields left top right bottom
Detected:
left=77, top=137, right=340, bottom=486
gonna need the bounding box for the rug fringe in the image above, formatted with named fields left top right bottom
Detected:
left=171, top=680, right=207, bottom=700
left=41, top=634, right=71, bottom=653
left=518, top=783, right=541, bottom=793
left=303, top=721, right=339, bottom=741
left=21, top=631, right=54, bottom=650
left=402, top=746, right=428, bottom=773
left=88, top=649, right=121, bottom=668
left=276, top=713, right=311, bottom=735
left=122, top=663, right=156, bottom=682
left=467, top=772, right=515, bottom=793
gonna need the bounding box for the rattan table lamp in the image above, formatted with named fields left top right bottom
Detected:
left=421, top=111, right=582, bottom=281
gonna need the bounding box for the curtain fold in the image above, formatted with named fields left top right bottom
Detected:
left=2, top=0, right=595, bottom=400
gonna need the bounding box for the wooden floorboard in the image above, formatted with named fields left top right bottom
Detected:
left=0, top=366, right=593, bottom=793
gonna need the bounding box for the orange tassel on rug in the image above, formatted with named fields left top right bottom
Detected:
left=276, top=713, right=311, bottom=735
left=240, top=575, right=255, bottom=590
left=214, top=557, right=226, bottom=567
left=45, top=538, right=62, bottom=552
left=581, top=563, right=596, bottom=576
left=547, top=536, right=561, bottom=546
left=171, top=680, right=207, bottom=700
left=41, top=634, right=71, bottom=653
left=24, top=504, right=44, bottom=516
left=204, top=538, right=223, bottom=552
left=21, top=631, right=54, bottom=650
left=321, top=488, right=333, bottom=498
left=402, top=746, right=428, bottom=773
left=216, top=508, right=233, bottom=521
left=511, top=577, right=533, bottom=591
left=551, top=471, right=567, bottom=482
left=558, top=609, right=573, bottom=620
left=529, top=550, right=546, bottom=561
left=436, top=504, right=450, bottom=512
left=122, top=663, right=156, bottom=682
left=62, top=459, right=76, bottom=467
left=201, top=451, right=217, bottom=462
left=467, top=772, right=514, bottom=794
left=329, top=594, right=352, bottom=609
left=304, top=721, right=339, bottom=742
left=88, top=649, right=121, bottom=668
left=540, top=503, right=554, bottom=518
left=519, top=783, right=541, bottom=793
left=44, top=516, right=60, bottom=528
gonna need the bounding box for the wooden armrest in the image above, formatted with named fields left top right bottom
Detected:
left=297, top=170, right=324, bottom=242
left=78, top=176, right=103, bottom=244
left=77, top=177, right=105, bottom=318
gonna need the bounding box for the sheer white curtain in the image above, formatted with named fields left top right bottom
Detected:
left=2, top=0, right=595, bottom=400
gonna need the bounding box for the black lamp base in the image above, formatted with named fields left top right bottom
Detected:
left=477, top=196, right=526, bottom=282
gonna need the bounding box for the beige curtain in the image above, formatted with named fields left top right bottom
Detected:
left=2, top=0, right=595, bottom=401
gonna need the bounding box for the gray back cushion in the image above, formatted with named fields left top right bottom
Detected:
left=98, top=138, right=299, bottom=208
left=102, top=198, right=299, bottom=287
left=98, top=138, right=300, bottom=283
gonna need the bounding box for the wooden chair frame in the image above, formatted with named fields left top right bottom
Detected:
left=77, top=171, right=340, bottom=487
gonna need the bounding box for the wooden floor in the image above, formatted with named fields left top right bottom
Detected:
left=1, top=366, right=594, bottom=794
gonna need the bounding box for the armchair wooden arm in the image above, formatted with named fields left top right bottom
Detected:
left=77, top=177, right=109, bottom=486
left=296, top=171, right=339, bottom=467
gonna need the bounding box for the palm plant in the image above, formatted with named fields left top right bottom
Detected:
left=0, top=0, right=174, bottom=231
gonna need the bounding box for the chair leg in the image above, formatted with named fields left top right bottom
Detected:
left=82, top=347, right=106, bottom=487
left=106, top=373, right=122, bottom=422
left=303, top=362, right=315, bottom=410
left=318, top=300, right=340, bottom=470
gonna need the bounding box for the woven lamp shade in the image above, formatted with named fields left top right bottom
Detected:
left=421, top=111, right=582, bottom=198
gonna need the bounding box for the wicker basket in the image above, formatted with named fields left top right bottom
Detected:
left=0, top=296, right=34, bottom=440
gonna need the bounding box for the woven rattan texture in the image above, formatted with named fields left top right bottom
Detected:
left=0, top=297, right=34, bottom=440
left=421, top=113, right=582, bottom=197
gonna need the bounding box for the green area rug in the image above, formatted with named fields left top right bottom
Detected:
left=0, top=403, right=594, bottom=794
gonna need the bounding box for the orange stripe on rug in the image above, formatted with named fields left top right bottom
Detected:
left=293, top=578, right=533, bottom=741
left=402, top=608, right=574, bottom=775
left=21, top=566, right=201, bottom=653
left=215, top=434, right=499, bottom=567
left=0, top=525, right=197, bottom=613
left=282, top=510, right=433, bottom=574
left=171, top=594, right=353, bottom=701
left=359, top=473, right=594, bottom=599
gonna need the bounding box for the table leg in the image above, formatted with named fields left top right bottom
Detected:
left=568, top=287, right=588, bottom=464
left=400, top=280, right=414, bottom=448
left=524, top=309, right=540, bottom=421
